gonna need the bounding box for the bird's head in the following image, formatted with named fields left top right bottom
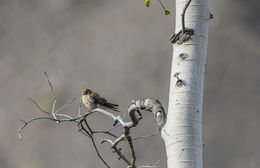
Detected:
left=83, top=88, right=92, bottom=95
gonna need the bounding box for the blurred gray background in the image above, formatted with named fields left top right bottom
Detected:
left=0, top=0, right=260, bottom=167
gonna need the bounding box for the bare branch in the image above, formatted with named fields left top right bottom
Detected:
left=18, top=117, right=59, bottom=140
left=79, top=119, right=111, bottom=168
left=89, top=138, right=109, bottom=168
left=134, top=98, right=167, bottom=130
left=18, top=119, right=27, bottom=140
left=92, top=108, right=129, bottom=127
left=28, top=98, right=50, bottom=115
left=43, top=72, right=58, bottom=122
left=91, top=130, right=118, bottom=139
left=170, top=0, right=194, bottom=44
left=44, top=72, right=56, bottom=100
left=78, top=88, right=84, bottom=117
left=182, top=0, right=192, bottom=33
left=20, top=73, right=167, bottom=168
left=55, top=97, right=76, bottom=114
left=18, top=113, right=89, bottom=140
left=51, top=99, right=58, bottom=121
left=101, top=136, right=131, bottom=166
left=126, top=135, right=136, bottom=168
left=157, top=0, right=166, bottom=11
left=106, top=124, right=120, bottom=132
left=55, top=113, right=74, bottom=119
left=91, top=99, right=166, bottom=168
left=132, top=130, right=159, bottom=141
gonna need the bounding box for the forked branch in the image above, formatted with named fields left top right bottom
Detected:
left=18, top=73, right=166, bottom=168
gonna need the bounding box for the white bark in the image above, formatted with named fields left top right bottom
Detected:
left=161, top=0, right=210, bottom=168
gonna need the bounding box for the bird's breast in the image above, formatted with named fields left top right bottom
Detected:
left=82, top=95, right=96, bottom=109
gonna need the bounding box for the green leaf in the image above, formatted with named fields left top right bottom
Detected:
left=165, top=9, right=172, bottom=16
left=145, top=0, right=150, bottom=8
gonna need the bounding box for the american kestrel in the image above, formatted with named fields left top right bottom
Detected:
left=82, top=88, right=120, bottom=112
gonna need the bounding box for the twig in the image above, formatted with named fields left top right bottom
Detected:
left=84, top=119, right=93, bottom=135
left=55, top=113, right=74, bottom=119
left=157, top=0, right=166, bottom=11
left=44, top=72, right=58, bottom=121
left=101, top=137, right=131, bottom=166
left=51, top=99, right=58, bottom=121
left=44, top=72, right=56, bottom=100
left=79, top=119, right=111, bottom=168
left=90, top=124, right=121, bottom=138
left=170, top=0, right=194, bottom=44
left=106, top=124, right=120, bottom=132
left=28, top=98, right=50, bottom=115
left=91, top=130, right=118, bottom=139
left=78, top=88, right=84, bottom=117
left=18, top=117, right=73, bottom=140
left=55, top=97, right=76, bottom=114
left=133, top=130, right=159, bottom=140
left=18, top=119, right=27, bottom=140
left=90, top=134, right=110, bottom=168
left=182, top=0, right=192, bottom=33
left=18, top=115, right=88, bottom=140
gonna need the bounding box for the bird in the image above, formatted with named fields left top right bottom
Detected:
left=82, top=88, right=120, bottom=112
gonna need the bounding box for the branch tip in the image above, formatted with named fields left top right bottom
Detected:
left=44, top=72, right=56, bottom=99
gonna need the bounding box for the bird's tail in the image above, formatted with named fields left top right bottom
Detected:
left=104, top=103, right=120, bottom=112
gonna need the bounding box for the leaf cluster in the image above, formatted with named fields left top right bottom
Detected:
left=144, top=0, right=173, bottom=16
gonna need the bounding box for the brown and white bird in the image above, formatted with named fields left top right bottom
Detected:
left=82, top=88, right=120, bottom=112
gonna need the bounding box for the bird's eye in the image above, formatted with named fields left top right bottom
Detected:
left=85, top=89, right=91, bottom=95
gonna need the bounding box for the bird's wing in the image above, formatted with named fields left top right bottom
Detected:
left=90, top=92, right=102, bottom=99
left=88, top=95, right=96, bottom=104
left=89, top=92, right=107, bottom=105
left=89, top=92, right=119, bottom=112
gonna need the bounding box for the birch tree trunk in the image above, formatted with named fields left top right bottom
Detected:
left=161, top=0, right=210, bottom=167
